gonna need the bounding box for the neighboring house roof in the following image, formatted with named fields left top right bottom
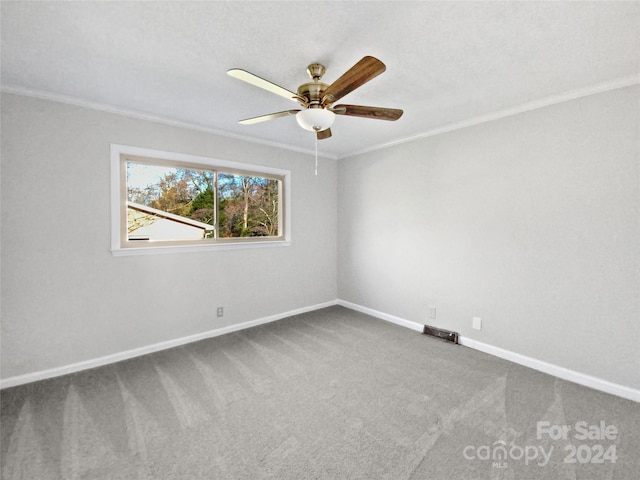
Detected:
left=127, top=201, right=213, bottom=241
left=127, top=202, right=214, bottom=230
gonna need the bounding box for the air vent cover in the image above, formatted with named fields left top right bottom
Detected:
left=422, top=325, right=459, bottom=344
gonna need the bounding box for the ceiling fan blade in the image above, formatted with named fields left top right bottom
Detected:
left=317, top=128, right=332, bottom=140
left=321, top=56, right=386, bottom=106
left=238, top=110, right=300, bottom=125
left=332, top=104, right=403, bottom=121
left=228, top=69, right=301, bottom=103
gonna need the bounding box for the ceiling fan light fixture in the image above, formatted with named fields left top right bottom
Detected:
left=296, top=108, right=335, bottom=132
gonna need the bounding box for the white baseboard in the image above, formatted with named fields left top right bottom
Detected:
left=337, top=299, right=425, bottom=332
left=337, top=300, right=640, bottom=403
left=4, top=299, right=639, bottom=403
left=0, top=300, right=337, bottom=389
left=458, top=337, right=640, bottom=403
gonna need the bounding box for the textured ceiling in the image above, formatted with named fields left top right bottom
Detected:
left=2, top=1, right=639, bottom=159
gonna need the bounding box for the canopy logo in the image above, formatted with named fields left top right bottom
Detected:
left=463, top=441, right=553, bottom=467
left=462, top=420, right=619, bottom=469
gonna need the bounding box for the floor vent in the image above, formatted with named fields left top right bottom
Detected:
left=422, top=325, right=459, bottom=344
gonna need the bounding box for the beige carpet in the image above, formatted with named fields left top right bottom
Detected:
left=1, top=306, right=639, bottom=479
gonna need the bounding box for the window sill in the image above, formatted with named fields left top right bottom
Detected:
left=111, top=240, right=291, bottom=256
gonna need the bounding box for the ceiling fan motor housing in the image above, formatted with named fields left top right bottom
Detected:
left=298, top=81, right=329, bottom=106
left=298, top=63, right=331, bottom=107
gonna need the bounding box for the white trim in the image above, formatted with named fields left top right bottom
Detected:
left=4, top=76, right=638, bottom=161
left=0, top=300, right=337, bottom=390
left=458, top=337, right=640, bottom=404
left=3, top=298, right=638, bottom=403
left=336, top=300, right=640, bottom=403
left=344, top=75, right=640, bottom=159
left=337, top=299, right=424, bottom=333
left=110, top=144, right=292, bottom=255
left=0, top=85, right=338, bottom=160
left=111, top=239, right=292, bottom=256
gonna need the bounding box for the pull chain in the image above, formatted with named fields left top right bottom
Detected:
left=313, top=127, right=319, bottom=176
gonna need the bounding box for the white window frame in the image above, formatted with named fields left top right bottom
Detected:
left=111, top=144, right=291, bottom=256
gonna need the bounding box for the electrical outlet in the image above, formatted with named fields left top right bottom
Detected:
left=217, top=307, right=224, bottom=318
left=473, top=316, right=482, bottom=330
left=428, top=305, right=437, bottom=320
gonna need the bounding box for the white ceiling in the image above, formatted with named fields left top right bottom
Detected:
left=2, top=1, right=639, bottom=159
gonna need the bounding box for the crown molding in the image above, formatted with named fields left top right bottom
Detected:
left=0, top=85, right=339, bottom=160
left=342, top=74, right=640, bottom=159
left=3, top=75, right=638, bottom=161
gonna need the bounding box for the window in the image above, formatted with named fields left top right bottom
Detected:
left=111, top=145, right=290, bottom=255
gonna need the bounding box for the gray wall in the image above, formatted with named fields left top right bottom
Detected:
left=3, top=86, right=639, bottom=392
left=1, top=93, right=337, bottom=379
left=338, top=86, right=640, bottom=390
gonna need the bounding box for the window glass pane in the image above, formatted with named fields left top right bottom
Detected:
left=217, top=173, right=280, bottom=238
left=126, top=162, right=215, bottom=241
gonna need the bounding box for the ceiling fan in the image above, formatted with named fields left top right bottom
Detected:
left=227, top=56, right=403, bottom=140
